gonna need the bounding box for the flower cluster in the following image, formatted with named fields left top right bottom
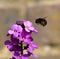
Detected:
left=4, top=20, right=38, bottom=59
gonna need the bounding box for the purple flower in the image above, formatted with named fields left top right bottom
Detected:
left=7, top=44, right=21, bottom=51
left=11, top=38, right=20, bottom=45
left=4, top=20, right=38, bottom=59
left=5, top=38, right=20, bottom=45
left=24, top=21, right=38, bottom=33
left=27, top=43, right=38, bottom=58
left=12, top=52, right=30, bottom=59
left=7, top=45, right=14, bottom=51
left=27, top=43, right=38, bottom=53
left=24, top=35, right=33, bottom=44
left=32, top=53, right=38, bottom=58
left=8, top=24, right=23, bottom=38
left=19, top=30, right=32, bottom=41
left=12, top=51, right=21, bottom=59
left=21, top=54, right=29, bottom=59
left=4, top=40, right=11, bottom=45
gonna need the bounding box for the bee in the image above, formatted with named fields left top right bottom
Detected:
left=35, top=17, right=47, bottom=26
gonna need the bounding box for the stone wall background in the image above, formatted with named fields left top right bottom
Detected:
left=0, top=0, right=60, bottom=59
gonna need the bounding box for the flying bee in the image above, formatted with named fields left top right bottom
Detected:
left=35, top=17, right=47, bottom=26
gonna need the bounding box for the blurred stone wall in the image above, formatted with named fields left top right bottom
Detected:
left=0, top=0, right=60, bottom=59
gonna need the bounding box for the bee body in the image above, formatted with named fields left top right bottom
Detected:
left=35, top=18, right=47, bottom=26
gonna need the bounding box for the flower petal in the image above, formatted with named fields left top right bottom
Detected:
left=14, top=51, right=20, bottom=57
left=4, top=40, right=11, bottom=45
left=21, top=54, right=29, bottom=59
left=25, top=28, right=30, bottom=32
left=32, top=44, right=38, bottom=49
left=13, top=32, right=18, bottom=37
left=8, top=30, right=14, bottom=34
left=33, top=29, right=38, bottom=34
left=24, top=21, right=32, bottom=27
left=11, top=24, right=18, bottom=30
left=7, top=45, right=14, bottom=51
left=32, top=53, right=38, bottom=58
left=11, top=38, right=19, bottom=45
left=18, top=25, right=23, bottom=32
left=28, top=46, right=34, bottom=53
left=24, top=39, right=30, bottom=44
left=29, top=26, right=34, bottom=31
